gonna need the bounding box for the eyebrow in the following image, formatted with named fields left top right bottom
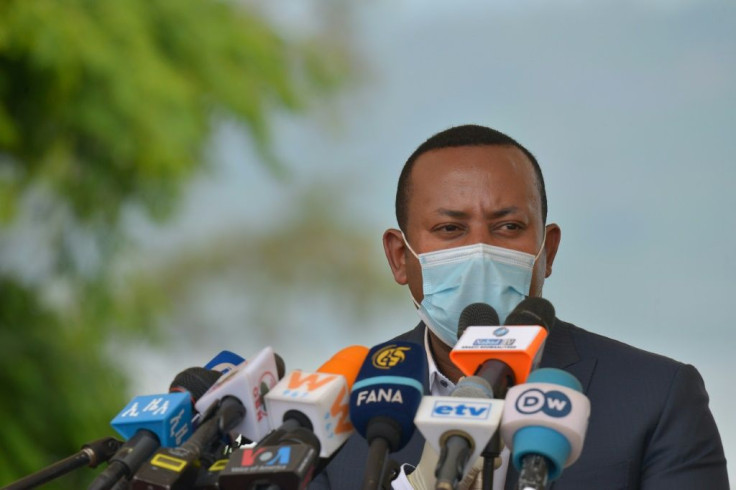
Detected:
left=435, top=206, right=521, bottom=220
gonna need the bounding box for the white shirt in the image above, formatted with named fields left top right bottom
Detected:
left=391, top=328, right=510, bottom=489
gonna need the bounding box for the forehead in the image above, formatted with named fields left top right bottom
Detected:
left=407, top=144, right=542, bottom=219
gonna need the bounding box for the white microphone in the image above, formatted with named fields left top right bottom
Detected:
left=413, top=376, right=505, bottom=489
left=263, top=345, right=368, bottom=458
left=194, top=346, right=282, bottom=443
left=501, top=368, right=590, bottom=489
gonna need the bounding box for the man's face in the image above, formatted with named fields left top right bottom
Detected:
left=383, top=144, right=560, bottom=304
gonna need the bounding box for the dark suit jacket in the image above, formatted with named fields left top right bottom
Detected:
left=310, top=320, right=728, bottom=489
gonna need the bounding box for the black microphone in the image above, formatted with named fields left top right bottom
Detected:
left=3, top=437, right=122, bottom=490
left=169, top=367, right=224, bottom=404
left=504, top=298, right=555, bottom=330
left=458, top=302, right=501, bottom=337
left=503, top=297, right=555, bottom=374
left=219, top=421, right=323, bottom=490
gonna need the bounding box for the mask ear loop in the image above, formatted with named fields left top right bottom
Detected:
left=400, top=230, right=423, bottom=309
left=527, top=230, right=548, bottom=298
left=400, top=230, right=420, bottom=260
left=533, top=229, right=547, bottom=264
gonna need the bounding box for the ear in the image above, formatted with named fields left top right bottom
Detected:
left=383, top=228, right=408, bottom=285
left=543, top=223, right=561, bottom=277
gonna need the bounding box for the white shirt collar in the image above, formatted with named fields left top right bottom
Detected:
left=423, top=327, right=455, bottom=397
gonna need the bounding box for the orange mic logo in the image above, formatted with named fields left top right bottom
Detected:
left=286, top=371, right=337, bottom=392
left=329, top=384, right=353, bottom=434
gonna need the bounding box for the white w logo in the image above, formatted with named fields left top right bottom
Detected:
left=546, top=397, right=568, bottom=411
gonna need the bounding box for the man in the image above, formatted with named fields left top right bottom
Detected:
left=310, top=125, right=728, bottom=489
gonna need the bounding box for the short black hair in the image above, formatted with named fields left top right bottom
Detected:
left=395, top=124, right=547, bottom=232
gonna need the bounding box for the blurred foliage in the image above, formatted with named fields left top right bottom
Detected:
left=0, top=276, right=144, bottom=485
left=0, top=0, right=344, bottom=223
left=0, top=0, right=348, bottom=487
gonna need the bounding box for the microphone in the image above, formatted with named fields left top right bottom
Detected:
left=131, top=349, right=283, bottom=490
left=413, top=376, right=504, bottom=490
left=501, top=368, right=590, bottom=490
left=88, top=392, right=194, bottom=490
left=169, top=367, right=227, bottom=408
left=262, top=345, right=369, bottom=457
left=349, top=341, right=426, bottom=490
left=450, top=298, right=555, bottom=396
left=130, top=396, right=245, bottom=490
left=88, top=366, right=223, bottom=490
left=194, top=346, right=284, bottom=443
left=217, top=345, right=369, bottom=490
left=504, top=298, right=556, bottom=374
left=217, top=427, right=322, bottom=490
left=191, top=456, right=230, bottom=490
left=3, top=437, right=122, bottom=490
left=203, top=350, right=245, bottom=374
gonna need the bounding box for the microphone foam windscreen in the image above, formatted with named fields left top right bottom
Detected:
left=349, top=341, right=426, bottom=450
left=169, top=367, right=223, bottom=402
left=452, top=375, right=493, bottom=399
left=317, top=345, right=370, bottom=389
left=505, top=297, right=556, bottom=331
left=274, top=353, right=286, bottom=379
left=457, top=303, right=500, bottom=338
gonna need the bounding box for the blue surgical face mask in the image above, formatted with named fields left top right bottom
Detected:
left=403, top=232, right=546, bottom=346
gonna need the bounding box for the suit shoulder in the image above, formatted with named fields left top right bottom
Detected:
left=562, top=319, right=684, bottom=373
left=389, top=323, right=425, bottom=344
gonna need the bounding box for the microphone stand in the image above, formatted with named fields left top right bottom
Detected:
left=480, top=432, right=502, bottom=490
left=4, top=437, right=122, bottom=490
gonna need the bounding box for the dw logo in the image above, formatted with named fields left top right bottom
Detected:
left=516, top=388, right=572, bottom=417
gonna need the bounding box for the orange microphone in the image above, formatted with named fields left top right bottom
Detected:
left=317, top=345, right=371, bottom=389
left=450, top=298, right=555, bottom=398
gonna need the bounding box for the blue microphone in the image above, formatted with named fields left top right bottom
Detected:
left=349, top=340, right=427, bottom=490
left=203, top=350, right=245, bottom=374
left=88, top=392, right=194, bottom=490
left=89, top=363, right=224, bottom=490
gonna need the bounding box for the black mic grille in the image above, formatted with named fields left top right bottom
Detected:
left=275, top=353, right=286, bottom=379
left=504, top=297, right=555, bottom=331
left=169, top=367, right=222, bottom=401
left=457, top=303, right=500, bottom=338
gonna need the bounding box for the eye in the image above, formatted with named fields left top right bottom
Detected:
left=433, top=223, right=464, bottom=235
left=494, top=222, right=524, bottom=235
left=440, top=224, right=461, bottom=232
